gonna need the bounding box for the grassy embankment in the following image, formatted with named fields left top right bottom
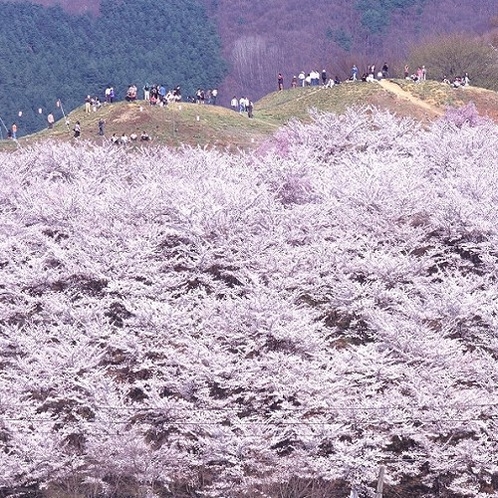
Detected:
left=6, top=79, right=498, bottom=150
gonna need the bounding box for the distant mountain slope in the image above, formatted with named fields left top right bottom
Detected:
left=200, top=0, right=498, bottom=101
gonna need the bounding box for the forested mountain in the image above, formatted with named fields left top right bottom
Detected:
left=0, top=0, right=226, bottom=136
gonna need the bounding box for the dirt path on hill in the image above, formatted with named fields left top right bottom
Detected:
left=377, top=79, right=444, bottom=116
left=293, top=87, right=323, bottom=103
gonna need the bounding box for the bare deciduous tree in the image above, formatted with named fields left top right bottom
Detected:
left=408, top=33, right=498, bottom=89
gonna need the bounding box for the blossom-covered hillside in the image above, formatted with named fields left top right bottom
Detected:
left=1, top=108, right=498, bottom=498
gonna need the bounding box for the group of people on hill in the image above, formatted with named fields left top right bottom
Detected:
left=278, top=64, right=395, bottom=90
left=230, top=96, right=254, bottom=118
left=72, top=114, right=153, bottom=143
left=85, top=83, right=213, bottom=112
left=278, top=62, right=441, bottom=89
left=124, top=83, right=219, bottom=106
left=102, top=83, right=182, bottom=106
left=277, top=61, right=463, bottom=90
left=142, top=84, right=183, bottom=105
left=187, top=88, right=218, bottom=105
left=278, top=70, right=342, bottom=89
left=359, top=62, right=390, bottom=81
left=75, top=76, right=220, bottom=139
left=278, top=65, right=389, bottom=89
left=85, top=95, right=103, bottom=112
left=276, top=63, right=476, bottom=97
left=71, top=81, right=187, bottom=140
left=404, top=64, right=427, bottom=82
left=71, top=114, right=155, bottom=143
left=403, top=65, right=470, bottom=87
left=67, top=79, right=224, bottom=141
left=110, top=130, right=151, bottom=145
left=442, top=73, right=470, bottom=88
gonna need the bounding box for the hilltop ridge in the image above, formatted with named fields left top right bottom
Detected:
left=15, top=79, right=498, bottom=150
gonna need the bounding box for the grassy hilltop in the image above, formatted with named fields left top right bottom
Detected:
left=12, top=79, right=498, bottom=151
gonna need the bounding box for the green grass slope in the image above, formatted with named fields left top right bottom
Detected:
left=14, top=80, right=498, bottom=150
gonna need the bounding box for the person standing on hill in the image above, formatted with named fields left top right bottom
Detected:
left=11, top=123, right=17, bottom=139
left=298, top=71, right=306, bottom=87
left=47, top=113, right=54, bottom=129
left=239, top=97, right=246, bottom=113
left=351, top=64, right=358, bottom=81
left=230, top=95, right=238, bottom=111
left=382, top=62, right=389, bottom=78
left=321, top=69, right=327, bottom=86
left=159, top=84, right=166, bottom=103
left=247, top=100, right=254, bottom=118
left=73, top=121, right=81, bottom=138
left=278, top=73, right=284, bottom=91
left=143, top=83, right=150, bottom=101
left=311, top=70, right=320, bottom=86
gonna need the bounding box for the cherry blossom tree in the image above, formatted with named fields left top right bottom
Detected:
left=1, top=108, right=498, bottom=497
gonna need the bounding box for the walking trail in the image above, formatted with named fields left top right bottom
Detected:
left=377, top=79, right=444, bottom=116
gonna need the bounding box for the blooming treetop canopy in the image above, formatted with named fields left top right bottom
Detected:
left=1, top=106, right=498, bottom=497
